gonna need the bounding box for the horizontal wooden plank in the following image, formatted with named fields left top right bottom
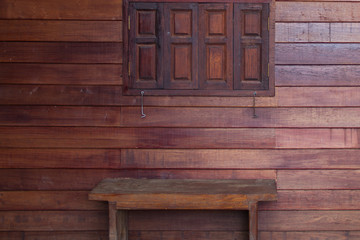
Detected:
left=0, top=0, right=122, bottom=20
left=0, top=85, right=276, bottom=107
left=276, top=23, right=360, bottom=43
left=0, top=63, right=122, bottom=85
left=121, top=149, right=360, bottom=169
left=276, top=65, right=360, bottom=86
left=121, top=107, right=360, bottom=128
left=25, top=231, right=108, bottom=240
left=130, top=231, right=248, bottom=240
left=277, top=170, right=360, bottom=190
left=4, top=106, right=360, bottom=128
left=0, top=20, right=122, bottom=42
left=0, top=169, right=275, bottom=190
left=129, top=210, right=248, bottom=231
left=259, top=231, right=360, bottom=240
left=259, top=210, right=360, bottom=231
left=0, top=232, right=23, bottom=240
left=260, top=190, right=360, bottom=210
left=0, top=211, right=107, bottom=231
left=0, top=191, right=106, bottom=210
left=0, top=42, right=122, bottom=63
left=276, top=43, right=360, bottom=65
left=0, top=127, right=276, bottom=149
left=276, top=2, right=360, bottom=22
left=0, top=149, right=121, bottom=169
left=277, top=87, right=360, bottom=107
left=0, top=106, right=121, bottom=126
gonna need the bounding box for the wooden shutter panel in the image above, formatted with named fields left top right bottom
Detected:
left=234, top=3, right=269, bottom=90
left=199, top=4, right=233, bottom=90
left=163, top=3, right=198, bottom=90
left=129, top=3, right=163, bottom=89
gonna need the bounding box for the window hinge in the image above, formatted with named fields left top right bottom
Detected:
left=267, top=17, right=270, bottom=31
left=128, top=62, right=131, bottom=76
left=128, top=16, right=131, bottom=30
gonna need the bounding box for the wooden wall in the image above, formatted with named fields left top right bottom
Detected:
left=1, top=0, right=360, bottom=239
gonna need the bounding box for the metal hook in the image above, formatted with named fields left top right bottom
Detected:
left=140, top=91, right=146, bottom=118
left=252, top=91, right=258, bottom=118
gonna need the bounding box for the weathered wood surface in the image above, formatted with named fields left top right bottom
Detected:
left=0, top=169, right=275, bottom=190
left=0, top=63, right=122, bottom=85
left=0, top=0, right=123, bottom=20
left=0, top=149, right=121, bottom=169
left=259, top=210, right=360, bottom=231
left=89, top=179, right=277, bottom=209
left=25, top=232, right=108, bottom=240
left=0, top=20, right=122, bottom=42
left=277, top=170, right=360, bottom=190
left=276, top=65, right=360, bottom=86
left=276, top=44, right=360, bottom=65
left=121, top=149, right=360, bottom=169
left=0, top=42, right=122, bottom=63
left=129, top=231, right=248, bottom=240
left=260, top=190, right=360, bottom=210
left=259, top=231, right=360, bottom=240
left=276, top=2, right=360, bottom=22
left=276, top=23, right=360, bottom=43
left=0, top=211, right=108, bottom=231
left=0, top=191, right=107, bottom=210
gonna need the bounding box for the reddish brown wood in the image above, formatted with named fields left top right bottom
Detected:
left=121, top=149, right=360, bottom=169
left=276, top=2, right=360, bottom=22
left=25, top=231, right=108, bottom=240
left=0, top=169, right=275, bottom=191
left=259, top=231, right=356, bottom=240
left=0, top=20, right=122, bottom=42
left=260, top=190, right=360, bottom=211
left=276, top=44, right=360, bottom=65
left=0, top=211, right=107, bottom=231
left=0, top=191, right=106, bottom=210
left=0, top=232, right=23, bottom=240
left=130, top=231, right=248, bottom=240
left=0, top=42, right=122, bottom=63
left=0, top=63, right=122, bottom=85
left=276, top=66, right=360, bottom=86
left=259, top=211, right=360, bottom=231
left=0, top=0, right=123, bottom=20
left=0, top=149, right=121, bottom=169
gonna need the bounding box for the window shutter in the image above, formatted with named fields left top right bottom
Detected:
left=129, top=3, right=163, bottom=89
left=199, top=4, right=233, bottom=90
left=234, top=3, right=269, bottom=90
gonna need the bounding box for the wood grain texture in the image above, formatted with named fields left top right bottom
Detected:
left=259, top=210, right=360, bottom=231
left=276, top=2, right=360, bottom=22
left=276, top=44, right=360, bottom=65
left=0, top=169, right=275, bottom=191
left=277, top=170, right=360, bottom=190
left=0, top=63, right=122, bottom=85
left=0, top=106, right=121, bottom=126
left=129, top=231, right=248, bottom=240
left=0, top=149, right=121, bottom=169
left=129, top=210, right=248, bottom=231
left=276, top=65, right=360, bottom=86
left=0, top=127, right=276, bottom=149
left=0, top=0, right=122, bottom=20
left=277, top=87, right=360, bottom=107
left=0, top=20, right=122, bottom=42
left=0, top=232, right=23, bottom=240
left=260, top=190, right=360, bottom=210
left=276, top=23, right=360, bottom=43
left=0, top=191, right=106, bottom=210
left=25, top=231, right=108, bottom=240
left=0, top=42, right=122, bottom=63
left=259, top=231, right=360, bottom=240
left=121, top=107, right=360, bottom=128
left=0, top=211, right=107, bottom=231
left=0, top=85, right=277, bottom=107
left=121, top=149, right=360, bottom=169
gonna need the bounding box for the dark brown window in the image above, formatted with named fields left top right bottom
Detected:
left=123, top=0, right=274, bottom=96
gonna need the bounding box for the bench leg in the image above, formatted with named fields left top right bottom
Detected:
left=109, top=203, right=128, bottom=240
left=249, top=201, right=258, bottom=240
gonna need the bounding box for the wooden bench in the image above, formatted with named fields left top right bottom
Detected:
left=89, top=178, right=277, bottom=240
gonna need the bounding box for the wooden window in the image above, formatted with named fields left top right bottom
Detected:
left=123, top=0, right=274, bottom=96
